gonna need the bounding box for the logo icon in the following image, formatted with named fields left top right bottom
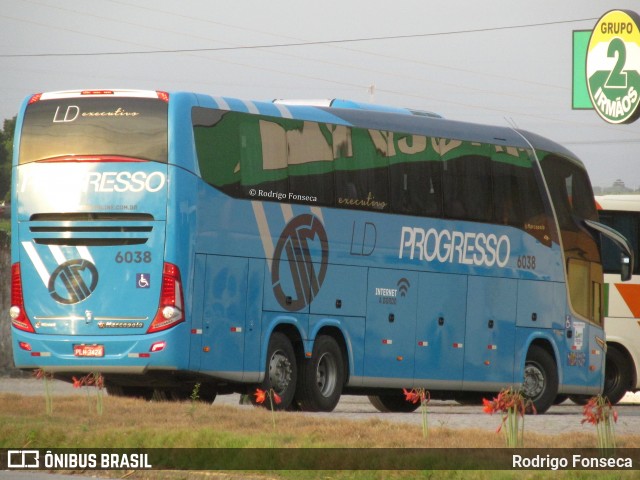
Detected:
left=271, top=214, right=329, bottom=311
left=136, top=273, right=150, bottom=288
left=586, top=10, right=640, bottom=124
left=48, top=259, right=99, bottom=304
left=397, top=278, right=411, bottom=297
left=8, top=450, right=40, bottom=469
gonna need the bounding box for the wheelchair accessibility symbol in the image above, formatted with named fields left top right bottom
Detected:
left=136, top=273, right=150, bottom=288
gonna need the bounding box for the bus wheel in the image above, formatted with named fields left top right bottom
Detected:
left=523, top=345, right=558, bottom=414
left=254, top=332, right=296, bottom=410
left=295, top=335, right=344, bottom=412
left=368, top=393, right=420, bottom=413
left=603, top=346, right=632, bottom=405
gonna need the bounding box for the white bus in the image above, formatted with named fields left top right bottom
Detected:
left=595, top=195, right=640, bottom=404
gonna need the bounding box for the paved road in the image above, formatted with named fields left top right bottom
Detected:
left=2, top=377, right=640, bottom=436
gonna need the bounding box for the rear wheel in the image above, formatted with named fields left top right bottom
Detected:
left=368, top=392, right=420, bottom=413
left=295, top=335, right=345, bottom=412
left=106, top=385, right=153, bottom=400
left=522, top=345, right=558, bottom=414
left=602, top=346, right=632, bottom=405
left=253, top=332, right=297, bottom=410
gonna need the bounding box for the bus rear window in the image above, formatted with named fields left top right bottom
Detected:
left=19, top=97, right=168, bottom=164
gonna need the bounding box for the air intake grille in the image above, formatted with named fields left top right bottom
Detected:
left=29, top=212, right=156, bottom=246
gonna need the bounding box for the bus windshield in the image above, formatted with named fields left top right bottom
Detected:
left=19, top=96, right=168, bottom=164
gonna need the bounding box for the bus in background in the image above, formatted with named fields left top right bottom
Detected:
left=9, top=89, right=632, bottom=413
left=595, top=195, right=640, bottom=404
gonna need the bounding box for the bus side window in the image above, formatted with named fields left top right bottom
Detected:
left=491, top=148, right=546, bottom=229
left=442, top=147, right=492, bottom=223
left=335, top=128, right=389, bottom=211
left=389, top=160, right=442, bottom=217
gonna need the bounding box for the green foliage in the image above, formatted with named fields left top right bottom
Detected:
left=0, top=116, right=16, bottom=203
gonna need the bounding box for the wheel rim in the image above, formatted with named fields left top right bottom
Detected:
left=316, top=352, right=337, bottom=397
left=523, top=362, right=545, bottom=400
left=268, top=349, right=293, bottom=395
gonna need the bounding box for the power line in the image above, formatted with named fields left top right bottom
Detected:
left=0, top=17, right=597, bottom=58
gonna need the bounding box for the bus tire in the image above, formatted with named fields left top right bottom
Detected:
left=295, top=335, right=344, bottom=412
left=523, top=345, right=558, bottom=414
left=368, top=393, right=420, bottom=413
left=254, top=332, right=297, bottom=410
left=603, top=346, right=632, bottom=405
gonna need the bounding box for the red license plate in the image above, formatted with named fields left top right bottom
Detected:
left=73, top=344, right=104, bottom=357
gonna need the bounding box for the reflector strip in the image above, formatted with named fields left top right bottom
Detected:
left=418, top=341, right=429, bottom=347
left=487, top=344, right=498, bottom=350
left=453, top=343, right=464, bottom=349
left=230, top=327, right=243, bottom=333
left=382, top=339, right=393, bottom=345
left=191, top=329, right=203, bottom=335
left=31, top=352, right=51, bottom=357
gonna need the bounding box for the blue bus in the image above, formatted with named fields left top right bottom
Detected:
left=9, top=89, right=632, bottom=413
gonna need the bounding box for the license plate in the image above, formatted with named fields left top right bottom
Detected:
left=73, top=344, right=104, bottom=357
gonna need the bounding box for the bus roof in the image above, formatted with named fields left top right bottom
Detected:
left=25, top=88, right=582, bottom=162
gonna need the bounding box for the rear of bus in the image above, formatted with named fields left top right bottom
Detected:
left=10, top=90, right=187, bottom=383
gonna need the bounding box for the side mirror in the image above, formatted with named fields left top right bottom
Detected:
left=621, top=254, right=632, bottom=282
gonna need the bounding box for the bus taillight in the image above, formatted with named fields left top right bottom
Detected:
left=28, top=93, right=42, bottom=104
left=147, top=263, right=185, bottom=333
left=156, top=91, right=169, bottom=103
left=10, top=263, right=35, bottom=333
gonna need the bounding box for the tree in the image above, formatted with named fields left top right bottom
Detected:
left=0, top=117, right=16, bottom=203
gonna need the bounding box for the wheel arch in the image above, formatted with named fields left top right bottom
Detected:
left=519, top=333, right=561, bottom=388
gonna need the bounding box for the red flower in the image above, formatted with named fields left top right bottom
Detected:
left=254, top=388, right=267, bottom=404
left=581, top=395, right=617, bottom=425
left=482, top=397, right=496, bottom=414
left=403, top=388, right=420, bottom=404
left=72, top=376, right=83, bottom=388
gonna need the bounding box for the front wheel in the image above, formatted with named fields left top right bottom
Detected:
left=253, top=332, right=297, bottom=410
left=295, top=335, right=345, bottom=412
left=522, top=345, right=558, bottom=414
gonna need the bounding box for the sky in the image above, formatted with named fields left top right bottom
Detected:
left=1, top=0, right=639, bottom=189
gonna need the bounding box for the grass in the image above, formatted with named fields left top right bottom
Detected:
left=1, top=392, right=639, bottom=480
left=0, top=218, right=9, bottom=234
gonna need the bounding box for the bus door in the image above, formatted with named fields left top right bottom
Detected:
left=192, top=255, right=249, bottom=379
left=414, top=272, right=466, bottom=388
left=364, top=268, right=418, bottom=385
left=463, top=276, right=518, bottom=389
left=564, top=259, right=605, bottom=391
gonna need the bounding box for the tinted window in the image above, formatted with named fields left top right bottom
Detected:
left=20, top=97, right=168, bottom=164
left=335, top=129, right=388, bottom=211
left=389, top=134, right=442, bottom=217
left=491, top=147, right=549, bottom=243
left=598, top=210, right=640, bottom=274
left=441, top=141, right=492, bottom=222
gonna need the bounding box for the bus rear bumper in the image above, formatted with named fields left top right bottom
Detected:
left=11, top=328, right=186, bottom=374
